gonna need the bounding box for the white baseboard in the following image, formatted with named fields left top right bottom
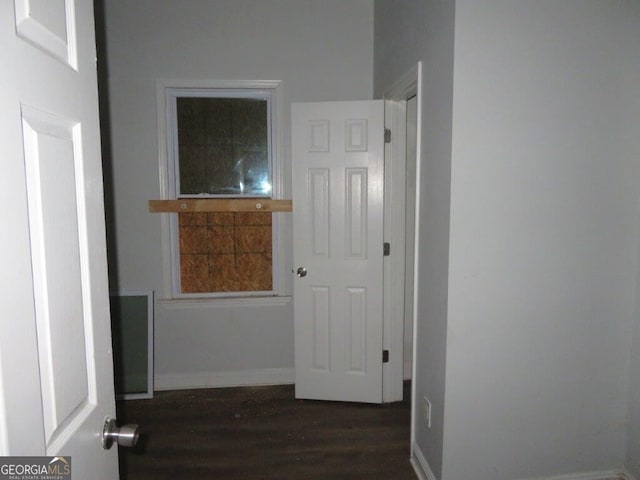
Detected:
left=519, top=467, right=635, bottom=480
left=411, top=442, right=437, bottom=480
left=155, top=368, right=294, bottom=391
left=421, top=467, right=635, bottom=480
left=618, top=468, right=638, bottom=480
left=409, top=448, right=636, bottom=480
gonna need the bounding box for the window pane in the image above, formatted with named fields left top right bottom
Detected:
left=176, top=97, right=270, bottom=196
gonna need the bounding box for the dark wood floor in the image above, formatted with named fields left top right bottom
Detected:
left=117, top=383, right=417, bottom=479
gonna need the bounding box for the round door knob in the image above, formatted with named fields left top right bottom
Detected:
left=296, top=267, right=307, bottom=277
left=102, top=417, right=140, bottom=450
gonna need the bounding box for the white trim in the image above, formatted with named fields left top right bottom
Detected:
left=0, top=353, right=8, bottom=455
left=519, top=469, right=631, bottom=480
left=158, top=295, right=291, bottom=310
left=157, top=82, right=174, bottom=297
left=410, top=61, right=423, bottom=452
left=155, top=78, right=285, bottom=299
left=155, top=368, right=294, bottom=391
left=409, top=451, right=634, bottom=480
left=176, top=290, right=275, bottom=300
left=411, top=441, right=438, bottom=480
left=158, top=78, right=282, bottom=91
left=381, top=62, right=421, bottom=403
left=404, top=360, right=413, bottom=380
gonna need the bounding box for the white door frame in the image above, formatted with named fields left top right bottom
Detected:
left=382, top=62, right=422, bottom=407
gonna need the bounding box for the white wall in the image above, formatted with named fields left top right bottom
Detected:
left=445, top=1, right=640, bottom=479
left=374, top=1, right=456, bottom=478
left=101, top=0, right=374, bottom=388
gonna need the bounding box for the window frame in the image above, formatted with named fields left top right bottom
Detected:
left=156, top=79, right=285, bottom=300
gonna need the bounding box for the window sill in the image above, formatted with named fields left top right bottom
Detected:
left=157, top=295, right=292, bottom=310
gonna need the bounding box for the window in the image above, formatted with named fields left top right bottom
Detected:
left=158, top=80, right=283, bottom=299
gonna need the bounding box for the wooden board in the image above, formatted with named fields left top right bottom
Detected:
left=149, top=199, right=292, bottom=213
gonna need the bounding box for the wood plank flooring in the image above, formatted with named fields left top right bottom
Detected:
left=116, top=383, right=417, bottom=479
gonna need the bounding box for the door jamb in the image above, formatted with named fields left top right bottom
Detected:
left=382, top=62, right=422, bottom=405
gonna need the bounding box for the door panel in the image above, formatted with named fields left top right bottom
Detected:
left=14, top=0, right=77, bottom=67
left=21, top=107, right=94, bottom=452
left=292, top=101, right=384, bottom=404
left=0, top=0, right=119, bottom=477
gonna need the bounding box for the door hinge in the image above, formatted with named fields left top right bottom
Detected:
left=383, top=242, right=391, bottom=256
left=384, top=128, right=392, bottom=144
left=383, top=350, right=390, bottom=363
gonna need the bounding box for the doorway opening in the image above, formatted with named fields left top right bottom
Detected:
left=381, top=62, right=422, bottom=451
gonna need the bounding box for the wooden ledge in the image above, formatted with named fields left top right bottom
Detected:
left=149, top=199, right=292, bottom=213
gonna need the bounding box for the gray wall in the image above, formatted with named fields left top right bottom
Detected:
left=630, top=307, right=640, bottom=477
left=630, top=226, right=640, bottom=474
left=445, top=1, right=640, bottom=478
left=375, top=0, right=640, bottom=479
left=101, top=0, right=374, bottom=387
left=625, top=6, right=640, bottom=476
left=374, top=1, right=456, bottom=478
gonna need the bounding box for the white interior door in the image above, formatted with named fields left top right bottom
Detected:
left=0, top=1, right=119, bottom=478
left=292, top=100, right=384, bottom=403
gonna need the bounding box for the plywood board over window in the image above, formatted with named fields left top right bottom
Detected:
left=179, top=212, right=272, bottom=293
